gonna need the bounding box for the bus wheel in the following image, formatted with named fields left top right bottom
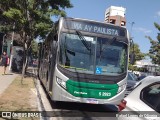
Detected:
left=51, top=101, right=59, bottom=108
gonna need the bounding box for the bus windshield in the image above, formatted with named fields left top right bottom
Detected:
left=59, top=32, right=128, bottom=75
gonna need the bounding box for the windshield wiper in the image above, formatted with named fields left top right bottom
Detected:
left=76, top=30, right=91, bottom=51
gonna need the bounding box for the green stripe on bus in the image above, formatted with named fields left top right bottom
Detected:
left=66, top=79, right=118, bottom=89
left=66, top=79, right=118, bottom=99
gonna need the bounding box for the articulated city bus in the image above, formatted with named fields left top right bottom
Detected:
left=38, top=17, right=130, bottom=107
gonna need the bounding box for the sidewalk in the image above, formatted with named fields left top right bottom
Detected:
left=0, top=66, right=18, bottom=95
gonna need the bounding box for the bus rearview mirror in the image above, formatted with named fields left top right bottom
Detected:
left=130, top=53, right=135, bottom=65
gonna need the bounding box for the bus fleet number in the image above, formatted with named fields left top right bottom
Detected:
left=99, top=92, right=111, bottom=97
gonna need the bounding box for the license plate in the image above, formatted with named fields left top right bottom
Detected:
left=86, top=98, right=98, bottom=104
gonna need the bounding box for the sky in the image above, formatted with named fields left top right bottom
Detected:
left=63, top=0, right=160, bottom=54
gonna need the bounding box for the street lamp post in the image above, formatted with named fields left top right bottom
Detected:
left=130, top=22, right=135, bottom=39
left=128, top=22, right=135, bottom=65
left=11, top=22, right=15, bottom=46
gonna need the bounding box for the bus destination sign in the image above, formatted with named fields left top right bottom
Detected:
left=64, top=20, right=126, bottom=37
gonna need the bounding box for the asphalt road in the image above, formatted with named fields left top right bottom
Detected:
left=32, top=69, right=119, bottom=120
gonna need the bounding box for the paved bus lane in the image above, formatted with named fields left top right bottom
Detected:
left=33, top=69, right=119, bottom=120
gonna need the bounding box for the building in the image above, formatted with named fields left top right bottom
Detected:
left=0, top=14, right=11, bottom=56
left=0, top=33, right=12, bottom=57
left=134, top=60, right=160, bottom=76
left=0, top=32, right=5, bottom=56
left=104, top=6, right=126, bottom=26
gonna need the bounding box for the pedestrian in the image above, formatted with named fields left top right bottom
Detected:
left=0, top=51, right=9, bottom=75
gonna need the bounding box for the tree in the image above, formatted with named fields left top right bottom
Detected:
left=129, top=43, right=145, bottom=62
left=31, top=40, right=38, bottom=54
left=31, top=40, right=38, bottom=58
left=146, top=22, right=160, bottom=65
left=0, top=0, right=73, bottom=83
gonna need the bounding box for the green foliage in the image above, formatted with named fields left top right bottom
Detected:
left=3, top=8, right=23, bottom=20
left=31, top=40, right=38, bottom=58
left=120, top=49, right=126, bottom=72
left=31, top=40, right=38, bottom=53
left=128, top=64, right=138, bottom=71
left=0, top=0, right=73, bottom=41
left=146, top=22, right=160, bottom=65
left=0, top=0, right=73, bottom=75
left=128, top=64, right=148, bottom=72
left=155, top=66, right=160, bottom=72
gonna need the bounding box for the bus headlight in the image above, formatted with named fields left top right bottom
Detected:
left=56, top=77, right=66, bottom=89
left=117, top=84, right=126, bottom=93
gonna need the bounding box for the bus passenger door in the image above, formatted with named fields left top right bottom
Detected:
left=42, top=45, right=49, bottom=87
left=37, top=43, right=43, bottom=79
left=48, top=40, right=57, bottom=93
